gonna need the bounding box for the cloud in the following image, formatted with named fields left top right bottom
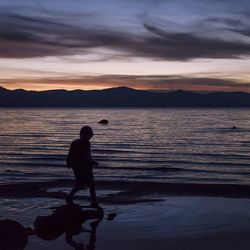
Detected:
left=0, top=11, right=135, bottom=58
left=141, top=22, right=250, bottom=60
left=202, top=17, right=250, bottom=37
left=1, top=5, right=250, bottom=61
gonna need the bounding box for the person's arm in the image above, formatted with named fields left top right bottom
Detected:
left=91, top=160, right=99, bottom=166
left=66, top=142, right=74, bottom=168
left=88, top=141, right=98, bottom=166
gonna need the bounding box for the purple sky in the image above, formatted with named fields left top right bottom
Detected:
left=1, top=0, right=250, bottom=91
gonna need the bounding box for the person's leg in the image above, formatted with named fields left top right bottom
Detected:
left=66, top=186, right=80, bottom=204
left=69, top=186, right=80, bottom=198
left=66, top=168, right=82, bottom=204
left=88, top=173, right=99, bottom=207
left=89, top=182, right=98, bottom=207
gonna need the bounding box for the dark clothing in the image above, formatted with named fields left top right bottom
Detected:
left=67, top=139, right=95, bottom=188
left=67, top=139, right=92, bottom=168
left=73, top=167, right=94, bottom=188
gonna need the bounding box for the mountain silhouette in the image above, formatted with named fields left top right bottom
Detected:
left=0, top=86, right=250, bottom=107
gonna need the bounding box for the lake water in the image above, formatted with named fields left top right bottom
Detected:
left=1, top=108, right=250, bottom=185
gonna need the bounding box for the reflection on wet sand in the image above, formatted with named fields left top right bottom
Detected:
left=0, top=203, right=116, bottom=250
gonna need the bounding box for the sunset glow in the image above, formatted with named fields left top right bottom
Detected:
left=1, top=0, right=250, bottom=91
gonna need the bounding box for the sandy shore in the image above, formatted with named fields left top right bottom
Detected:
left=1, top=180, right=250, bottom=249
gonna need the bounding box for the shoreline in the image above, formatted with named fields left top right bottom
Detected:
left=1, top=179, right=250, bottom=202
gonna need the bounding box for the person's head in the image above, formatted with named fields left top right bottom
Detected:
left=80, top=126, right=93, bottom=140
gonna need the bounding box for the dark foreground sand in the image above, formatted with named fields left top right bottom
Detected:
left=1, top=180, right=250, bottom=250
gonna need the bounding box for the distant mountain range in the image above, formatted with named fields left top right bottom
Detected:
left=0, top=86, right=250, bottom=107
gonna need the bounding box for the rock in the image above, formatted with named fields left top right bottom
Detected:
left=106, top=213, right=117, bottom=221
left=98, top=119, right=108, bottom=125
left=0, top=219, right=29, bottom=249
left=34, top=215, right=64, bottom=241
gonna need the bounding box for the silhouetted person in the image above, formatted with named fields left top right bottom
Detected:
left=66, top=126, right=99, bottom=207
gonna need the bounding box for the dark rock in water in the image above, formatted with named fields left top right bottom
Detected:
left=106, top=213, right=117, bottom=221
left=98, top=119, right=108, bottom=125
left=0, top=219, right=28, bottom=249
left=232, top=126, right=237, bottom=129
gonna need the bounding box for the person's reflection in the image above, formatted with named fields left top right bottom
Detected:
left=34, top=203, right=110, bottom=249
left=0, top=204, right=116, bottom=249
left=65, top=213, right=102, bottom=250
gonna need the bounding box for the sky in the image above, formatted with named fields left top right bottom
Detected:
left=1, top=0, right=250, bottom=91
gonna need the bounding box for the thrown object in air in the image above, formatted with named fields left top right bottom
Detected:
left=98, top=119, right=108, bottom=125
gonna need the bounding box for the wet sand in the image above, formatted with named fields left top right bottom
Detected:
left=1, top=180, right=250, bottom=249
left=3, top=179, right=250, bottom=200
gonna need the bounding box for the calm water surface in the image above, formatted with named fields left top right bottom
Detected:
left=0, top=108, right=250, bottom=185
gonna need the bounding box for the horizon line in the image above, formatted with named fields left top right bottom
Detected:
left=0, top=85, right=249, bottom=94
